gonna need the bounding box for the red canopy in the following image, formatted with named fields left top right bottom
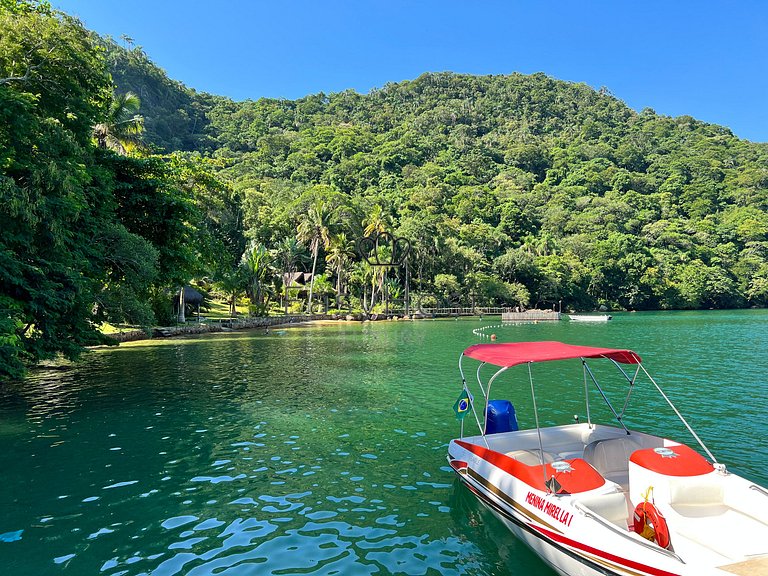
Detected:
left=462, top=341, right=641, bottom=367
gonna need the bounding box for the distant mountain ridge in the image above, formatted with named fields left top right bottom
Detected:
left=104, top=39, right=768, bottom=311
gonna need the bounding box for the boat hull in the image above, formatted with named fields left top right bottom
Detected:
left=448, top=430, right=768, bottom=576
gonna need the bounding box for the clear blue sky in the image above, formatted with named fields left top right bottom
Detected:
left=54, top=0, right=768, bottom=142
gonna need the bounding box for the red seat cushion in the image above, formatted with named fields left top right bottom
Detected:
left=630, top=445, right=714, bottom=477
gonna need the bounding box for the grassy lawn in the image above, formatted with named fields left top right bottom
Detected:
left=202, top=298, right=249, bottom=320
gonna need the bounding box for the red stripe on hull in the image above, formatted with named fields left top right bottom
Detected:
left=532, top=525, right=681, bottom=576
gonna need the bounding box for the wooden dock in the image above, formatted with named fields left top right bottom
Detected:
left=501, top=310, right=561, bottom=322
left=411, top=307, right=562, bottom=321
left=416, top=307, right=508, bottom=317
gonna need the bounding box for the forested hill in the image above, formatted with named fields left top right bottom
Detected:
left=102, top=37, right=219, bottom=151
left=110, top=40, right=768, bottom=312
left=2, top=3, right=767, bottom=380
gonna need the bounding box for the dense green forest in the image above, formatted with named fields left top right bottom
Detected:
left=2, top=1, right=768, bottom=378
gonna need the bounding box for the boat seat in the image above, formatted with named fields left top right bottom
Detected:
left=505, top=449, right=558, bottom=466
left=577, top=491, right=630, bottom=528
left=669, top=476, right=724, bottom=509
left=583, top=437, right=642, bottom=488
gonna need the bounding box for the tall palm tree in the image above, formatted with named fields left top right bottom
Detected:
left=93, top=91, right=145, bottom=155
left=326, top=233, right=356, bottom=309
left=296, top=201, right=334, bottom=313
left=273, top=237, right=307, bottom=313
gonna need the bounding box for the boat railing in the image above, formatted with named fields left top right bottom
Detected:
left=750, top=484, right=768, bottom=498
left=572, top=501, right=685, bottom=563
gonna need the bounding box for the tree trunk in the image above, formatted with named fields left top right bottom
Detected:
left=284, top=271, right=289, bottom=314
left=178, top=287, right=186, bottom=323
left=307, top=248, right=318, bottom=314
left=335, top=269, right=342, bottom=310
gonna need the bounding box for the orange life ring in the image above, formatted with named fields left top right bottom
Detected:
left=633, top=501, right=670, bottom=549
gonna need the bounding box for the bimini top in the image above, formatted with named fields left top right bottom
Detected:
left=462, top=341, right=641, bottom=368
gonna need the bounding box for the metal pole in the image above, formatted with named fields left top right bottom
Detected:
left=405, top=260, right=410, bottom=316
left=583, top=361, right=591, bottom=426
left=583, top=360, right=629, bottom=434
left=639, top=364, right=719, bottom=464
left=385, top=268, right=389, bottom=316
left=528, top=362, right=550, bottom=491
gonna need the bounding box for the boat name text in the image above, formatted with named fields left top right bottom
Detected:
left=525, top=491, right=573, bottom=526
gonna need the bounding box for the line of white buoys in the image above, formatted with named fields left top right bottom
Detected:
left=474, top=321, right=524, bottom=340
left=474, top=324, right=505, bottom=339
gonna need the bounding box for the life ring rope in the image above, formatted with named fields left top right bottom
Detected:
left=633, top=486, right=671, bottom=549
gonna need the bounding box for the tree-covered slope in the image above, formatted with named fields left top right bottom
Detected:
left=190, top=72, right=768, bottom=310
left=0, top=3, right=234, bottom=378
left=101, top=37, right=219, bottom=152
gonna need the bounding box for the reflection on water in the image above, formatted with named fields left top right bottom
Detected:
left=0, top=311, right=766, bottom=575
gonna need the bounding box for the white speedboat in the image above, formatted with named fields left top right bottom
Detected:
left=568, top=314, right=612, bottom=322
left=447, top=341, right=768, bottom=576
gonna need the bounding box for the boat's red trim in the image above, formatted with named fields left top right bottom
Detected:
left=456, top=471, right=650, bottom=576
left=532, top=525, right=681, bottom=576
left=455, top=440, right=606, bottom=493
left=449, top=459, right=468, bottom=473
left=630, top=445, right=713, bottom=477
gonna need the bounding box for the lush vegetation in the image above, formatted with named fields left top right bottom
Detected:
left=0, top=2, right=235, bottom=378
left=2, top=1, right=768, bottom=378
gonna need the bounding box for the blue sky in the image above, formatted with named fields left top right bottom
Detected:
left=54, top=0, right=768, bottom=142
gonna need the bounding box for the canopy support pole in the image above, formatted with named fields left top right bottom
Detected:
left=583, top=360, right=629, bottom=434
left=613, top=362, right=642, bottom=419
left=458, top=354, right=489, bottom=447
left=639, top=364, right=719, bottom=465
left=583, top=361, right=591, bottom=426
left=485, top=366, right=508, bottom=436
left=475, top=363, right=488, bottom=399
left=528, top=362, right=549, bottom=492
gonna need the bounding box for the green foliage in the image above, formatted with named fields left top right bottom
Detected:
left=93, top=91, right=144, bottom=154
left=99, top=37, right=215, bottom=152
left=195, top=72, right=767, bottom=313
left=4, top=6, right=768, bottom=379
left=0, top=8, right=229, bottom=378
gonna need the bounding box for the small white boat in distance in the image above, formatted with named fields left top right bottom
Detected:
left=568, top=314, right=612, bottom=322
left=447, top=341, right=768, bottom=576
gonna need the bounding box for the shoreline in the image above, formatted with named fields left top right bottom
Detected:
left=107, top=312, right=424, bottom=343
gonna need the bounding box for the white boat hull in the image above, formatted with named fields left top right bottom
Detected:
left=568, top=314, right=612, bottom=322
left=449, top=424, right=768, bottom=576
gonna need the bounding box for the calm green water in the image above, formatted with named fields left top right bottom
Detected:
left=1, top=311, right=767, bottom=575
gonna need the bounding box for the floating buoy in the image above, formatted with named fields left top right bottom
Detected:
left=491, top=334, right=497, bottom=341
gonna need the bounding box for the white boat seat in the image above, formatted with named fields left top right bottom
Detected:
left=506, top=449, right=557, bottom=466
left=577, top=491, right=630, bottom=528
left=583, top=437, right=642, bottom=488
left=669, top=476, right=724, bottom=508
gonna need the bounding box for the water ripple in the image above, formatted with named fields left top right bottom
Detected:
left=1, top=313, right=765, bottom=575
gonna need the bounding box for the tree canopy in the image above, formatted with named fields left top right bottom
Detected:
left=2, top=1, right=768, bottom=379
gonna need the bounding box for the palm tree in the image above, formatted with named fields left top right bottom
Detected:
left=296, top=201, right=334, bottom=313
left=326, top=233, right=356, bottom=309
left=311, top=273, right=334, bottom=313
left=240, top=241, right=274, bottom=315
left=215, top=267, right=245, bottom=317
left=273, top=238, right=308, bottom=313
left=363, top=204, right=388, bottom=236
left=93, top=91, right=145, bottom=155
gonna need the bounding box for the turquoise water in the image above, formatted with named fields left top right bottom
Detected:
left=0, top=310, right=766, bottom=575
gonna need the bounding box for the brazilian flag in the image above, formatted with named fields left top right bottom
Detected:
left=453, top=389, right=472, bottom=420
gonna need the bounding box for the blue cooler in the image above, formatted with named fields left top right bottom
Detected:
left=485, top=400, right=518, bottom=434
